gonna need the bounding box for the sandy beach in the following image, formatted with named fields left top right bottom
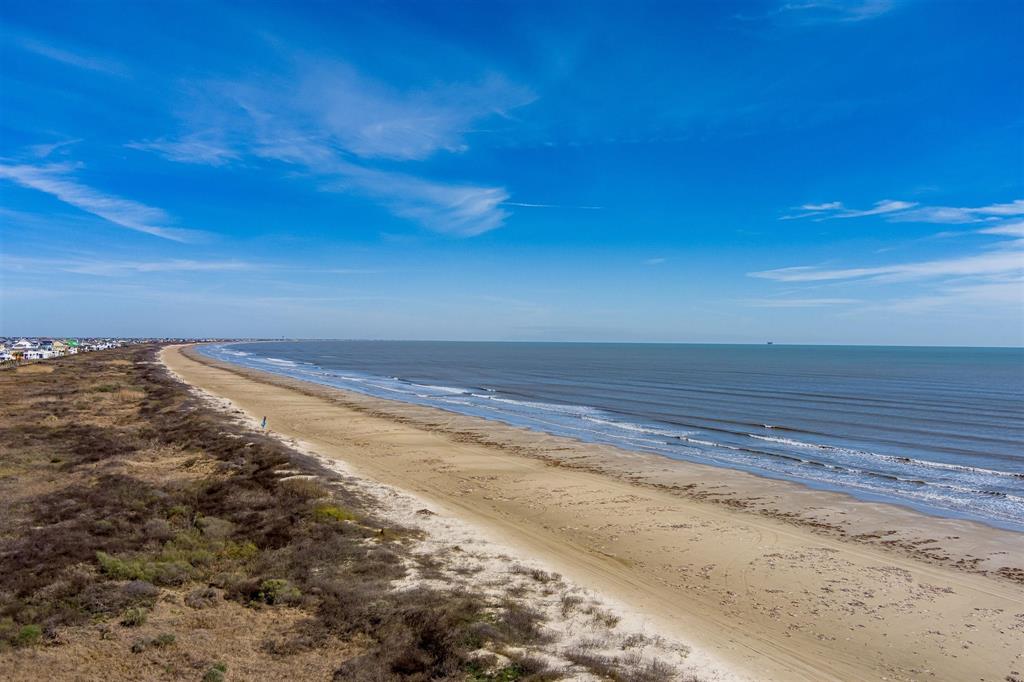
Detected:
left=163, top=345, right=1024, bottom=681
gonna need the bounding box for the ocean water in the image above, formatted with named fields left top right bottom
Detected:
left=199, top=341, right=1024, bottom=531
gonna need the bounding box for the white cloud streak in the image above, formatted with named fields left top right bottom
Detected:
left=127, top=133, right=238, bottom=166
left=255, top=139, right=513, bottom=238
left=756, top=210, right=1024, bottom=316
left=345, top=169, right=511, bottom=237
left=794, top=0, right=895, bottom=22
left=7, top=33, right=128, bottom=76
left=3, top=254, right=389, bottom=282
left=739, top=0, right=895, bottom=24
left=1, top=255, right=251, bottom=277
left=129, top=56, right=535, bottom=237
left=27, top=139, right=82, bottom=159
left=745, top=297, right=860, bottom=307
left=888, top=206, right=989, bottom=224
left=785, top=198, right=1024, bottom=224
left=860, top=278, right=1024, bottom=313
left=0, top=162, right=198, bottom=242
left=834, top=199, right=918, bottom=218
left=298, top=66, right=532, bottom=162
left=503, top=202, right=604, bottom=210
left=979, top=221, right=1024, bottom=237
left=750, top=249, right=1023, bottom=283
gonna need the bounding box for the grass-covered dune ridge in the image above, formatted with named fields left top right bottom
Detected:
left=0, top=346, right=694, bottom=681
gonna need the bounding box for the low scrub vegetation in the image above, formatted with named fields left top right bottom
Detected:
left=0, top=347, right=691, bottom=680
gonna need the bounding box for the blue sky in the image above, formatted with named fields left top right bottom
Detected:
left=1, top=0, right=1022, bottom=345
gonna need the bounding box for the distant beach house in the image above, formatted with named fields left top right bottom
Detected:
left=1, top=337, right=135, bottom=366
left=7, top=338, right=56, bottom=361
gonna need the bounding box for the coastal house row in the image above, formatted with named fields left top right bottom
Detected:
left=0, top=338, right=126, bottom=364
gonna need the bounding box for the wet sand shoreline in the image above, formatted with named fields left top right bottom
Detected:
left=164, top=344, right=1024, bottom=681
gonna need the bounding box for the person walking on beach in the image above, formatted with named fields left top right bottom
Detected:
left=261, top=416, right=267, bottom=429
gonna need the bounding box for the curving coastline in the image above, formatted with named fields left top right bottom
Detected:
left=165, top=344, right=1024, bottom=681
left=197, top=340, right=1024, bottom=533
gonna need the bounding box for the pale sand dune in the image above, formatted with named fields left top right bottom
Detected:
left=163, top=345, right=1024, bottom=681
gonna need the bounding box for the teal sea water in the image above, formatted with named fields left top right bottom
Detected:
left=200, top=342, right=1024, bottom=531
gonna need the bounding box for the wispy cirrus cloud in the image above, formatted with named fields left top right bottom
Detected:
left=750, top=248, right=1023, bottom=283
left=800, top=201, right=843, bottom=211
left=975, top=200, right=1024, bottom=217
left=856, top=278, right=1024, bottom=314
left=745, top=297, right=860, bottom=307
left=1, top=255, right=251, bottom=277
left=738, top=0, right=895, bottom=25
left=0, top=162, right=199, bottom=242
left=788, top=0, right=895, bottom=22
left=295, top=66, right=532, bottom=162
left=503, top=201, right=605, bottom=210
left=128, top=55, right=535, bottom=237
left=26, top=138, right=82, bottom=159
left=5, top=30, right=128, bottom=76
left=2, top=253, right=385, bottom=279
left=889, top=200, right=1024, bottom=225
left=979, top=220, right=1024, bottom=237
left=338, top=168, right=512, bottom=237
left=783, top=198, right=1024, bottom=224
left=781, top=199, right=916, bottom=220
left=756, top=205, right=1024, bottom=313
left=126, top=133, right=239, bottom=167
left=749, top=225, right=1024, bottom=315
left=253, top=135, right=514, bottom=237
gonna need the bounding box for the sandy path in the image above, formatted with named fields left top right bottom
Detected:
left=163, top=345, right=1024, bottom=681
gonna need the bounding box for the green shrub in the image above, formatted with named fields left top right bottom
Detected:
left=130, top=632, right=175, bottom=653
left=222, top=540, right=259, bottom=561
left=97, top=551, right=153, bottom=582
left=120, top=607, right=148, bottom=627
left=14, top=624, right=42, bottom=647
left=258, top=579, right=302, bottom=605
left=151, top=560, right=193, bottom=585
left=157, top=531, right=216, bottom=568
left=167, top=504, right=190, bottom=516
left=196, top=515, right=234, bottom=540
left=96, top=549, right=195, bottom=586
left=152, top=632, right=175, bottom=647
left=203, top=662, right=227, bottom=682
left=313, top=504, right=356, bottom=523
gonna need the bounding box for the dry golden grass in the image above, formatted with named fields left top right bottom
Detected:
left=114, top=388, right=146, bottom=403
left=2, top=592, right=359, bottom=682
left=13, top=364, right=54, bottom=374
